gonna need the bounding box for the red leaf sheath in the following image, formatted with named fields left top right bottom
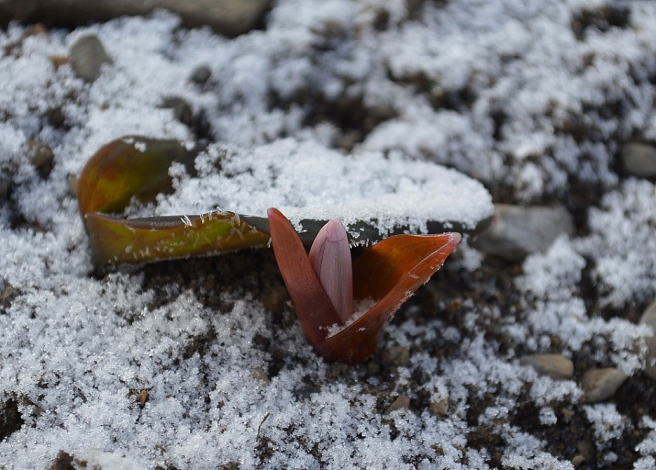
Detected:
left=267, top=208, right=342, bottom=349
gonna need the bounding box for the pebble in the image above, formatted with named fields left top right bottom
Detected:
left=639, top=300, right=656, bottom=330
left=621, top=142, right=656, bottom=178
left=382, top=346, right=410, bottom=368
left=25, top=139, right=54, bottom=177
left=387, top=395, right=410, bottom=412
left=581, top=368, right=628, bottom=403
left=0, top=283, right=19, bottom=311
left=429, top=398, right=449, bottom=416
left=473, top=204, right=574, bottom=261
left=2, top=1, right=270, bottom=38
left=70, top=34, right=113, bottom=82
left=571, top=455, right=586, bottom=466
left=160, top=96, right=194, bottom=128
left=157, top=0, right=272, bottom=36
left=519, top=354, right=574, bottom=379
left=190, top=65, right=212, bottom=85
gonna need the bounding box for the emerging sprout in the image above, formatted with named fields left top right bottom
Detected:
left=267, top=208, right=461, bottom=363
left=309, top=218, right=353, bottom=323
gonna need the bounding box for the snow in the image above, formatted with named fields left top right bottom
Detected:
left=577, top=179, right=656, bottom=308
left=584, top=403, right=625, bottom=444
left=144, top=139, right=492, bottom=236
left=1, top=0, right=656, bottom=468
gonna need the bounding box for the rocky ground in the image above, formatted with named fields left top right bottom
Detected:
left=1, top=0, right=656, bottom=469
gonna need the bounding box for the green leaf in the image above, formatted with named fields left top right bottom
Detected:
left=85, top=212, right=269, bottom=266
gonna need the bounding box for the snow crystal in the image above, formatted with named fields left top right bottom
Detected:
left=538, top=407, right=557, bottom=425
left=577, top=179, right=656, bottom=308
left=584, top=403, right=625, bottom=444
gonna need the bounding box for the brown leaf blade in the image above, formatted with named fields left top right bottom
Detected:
left=322, top=233, right=461, bottom=363
left=267, top=208, right=341, bottom=348
left=85, top=212, right=269, bottom=266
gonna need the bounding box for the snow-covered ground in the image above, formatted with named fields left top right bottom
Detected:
left=1, top=0, right=656, bottom=468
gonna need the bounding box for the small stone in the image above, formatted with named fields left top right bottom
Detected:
left=639, top=300, right=656, bottom=331
left=0, top=281, right=19, bottom=311
left=387, top=395, right=410, bottom=412
left=25, top=139, right=54, bottom=177
left=190, top=65, right=212, bottom=85
left=251, top=367, right=270, bottom=384
left=473, top=204, right=574, bottom=262
left=45, top=107, right=66, bottom=128
left=519, top=354, right=574, bottom=379
left=160, top=96, right=194, bottom=128
left=70, top=34, right=113, bottom=82
left=1, top=0, right=271, bottom=37
left=160, top=0, right=272, bottom=36
left=571, top=455, right=586, bottom=466
left=382, top=346, right=410, bottom=368
left=581, top=368, right=628, bottom=403
left=621, top=142, right=656, bottom=178
left=429, top=398, right=449, bottom=416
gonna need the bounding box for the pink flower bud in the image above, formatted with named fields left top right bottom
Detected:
left=309, top=219, right=353, bottom=323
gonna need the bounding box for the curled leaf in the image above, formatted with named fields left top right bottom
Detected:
left=77, top=136, right=269, bottom=266
left=267, top=208, right=461, bottom=363
left=77, top=136, right=197, bottom=216
left=323, top=232, right=461, bottom=362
